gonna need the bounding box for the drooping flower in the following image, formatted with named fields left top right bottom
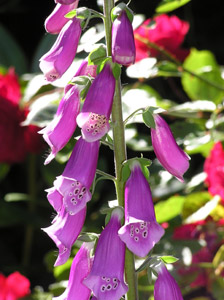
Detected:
left=39, top=85, right=80, bottom=165
left=0, top=272, right=30, bottom=300
left=55, top=0, right=78, bottom=4
left=112, top=10, right=136, bottom=66
left=53, top=242, right=93, bottom=300
left=118, top=162, right=164, bottom=257
left=134, top=14, right=190, bottom=62
left=83, top=208, right=128, bottom=300
left=39, top=17, right=82, bottom=82
left=45, top=1, right=79, bottom=34
left=47, top=137, right=100, bottom=216
left=76, top=63, right=115, bottom=142
left=204, top=141, right=224, bottom=204
left=65, top=58, right=97, bottom=94
left=151, top=114, right=190, bottom=182
left=42, top=205, right=86, bottom=266
left=154, top=264, right=183, bottom=300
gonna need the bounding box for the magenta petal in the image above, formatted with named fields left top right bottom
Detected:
left=39, top=17, right=81, bottom=81
left=45, top=2, right=79, bottom=34
left=39, top=86, right=80, bottom=164
left=46, top=187, right=63, bottom=212
left=151, top=114, right=190, bottom=182
left=42, top=206, right=86, bottom=266
left=77, top=63, right=115, bottom=142
left=55, top=177, right=92, bottom=215
left=53, top=242, right=93, bottom=300
left=112, top=11, right=136, bottom=66
left=154, top=264, right=183, bottom=300
left=55, top=0, right=77, bottom=4
left=83, top=208, right=128, bottom=300
left=118, top=217, right=164, bottom=257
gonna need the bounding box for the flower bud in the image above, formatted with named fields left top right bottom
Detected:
left=112, top=10, right=136, bottom=66
left=151, top=114, right=190, bottom=182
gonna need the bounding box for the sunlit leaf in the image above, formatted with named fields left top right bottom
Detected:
left=156, top=0, right=191, bottom=13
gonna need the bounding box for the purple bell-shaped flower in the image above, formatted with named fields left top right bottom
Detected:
left=83, top=208, right=128, bottom=300
left=118, top=162, right=164, bottom=257
left=39, top=85, right=80, bottom=165
left=45, top=1, right=79, bottom=34
left=76, top=63, right=115, bottom=142
left=48, top=137, right=100, bottom=216
left=39, top=17, right=82, bottom=82
left=42, top=205, right=86, bottom=266
left=112, top=10, right=136, bottom=66
left=151, top=114, right=190, bottom=182
left=154, top=264, right=183, bottom=300
left=55, top=0, right=77, bottom=4
left=53, top=242, right=93, bottom=300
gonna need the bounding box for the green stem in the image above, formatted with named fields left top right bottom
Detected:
left=135, top=34, right=224, bottom=91
left=22, top=154, right=36, bottom=268
left=103, top=1, right=138, bottom=299
left=96, top=169, right=115, bottom=181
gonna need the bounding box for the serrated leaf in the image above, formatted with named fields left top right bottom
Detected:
left=160, top=255, right=179, bottom=264
left=156, top=0, right=191, bottom=13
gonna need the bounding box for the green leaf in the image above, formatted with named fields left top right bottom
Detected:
left=4, top=193, right=29, bottom=202
left=154, top=195, right=185, bottom=223
left=65, top=9, right=77, bottom=19
left=122, top=157, right=151, bottom=182
left=182, top=49, right=224, bottom=104
left=160, top=255, right=179, bottom=264
left=0, top=24, right=28, bottom=74
left=111, top=62, right=121, bottom=80
left=156, top=61, right=181, bottom=77
left=0, top=164, right=10, bottom=182
left=142, top=108, right=156, bottom=129
left=78, top=232, right=99, bottom=242
left=88, top=44, right=107, bottom=66
left=156, top=0, right=191, bottom=13
left=65, top=7, right=91, bottom=20
left=54, top=258, right=73, bottom=281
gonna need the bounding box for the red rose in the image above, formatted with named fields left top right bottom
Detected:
left=0, top=68, right=21, bottom=104
left=204, top=141, right=224, bottom=204
left=134, top=14, right=190, bottom=62
left=0, top=272, right=30, bottom=300
left=0, top=70, right=44, bottom=164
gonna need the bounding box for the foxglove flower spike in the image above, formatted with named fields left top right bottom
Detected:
left=76, top=63, right=115, bottom=142
left=118, top=162, right=164, bottom=257
left=151, top=114, right=190, bottom=182
left=83, top=208, right=128, bottom=300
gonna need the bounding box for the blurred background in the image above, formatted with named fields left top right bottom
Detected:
left=0, top=0, right=224, bottom=299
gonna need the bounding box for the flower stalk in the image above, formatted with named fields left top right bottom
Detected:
left=103, top=0, right=138, bottom=299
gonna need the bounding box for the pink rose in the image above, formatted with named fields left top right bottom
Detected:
left=134, top=14, right=190, bottom=62
left=0, top=272, right=30, bottom=300
left=204, top=141, right=224, bottom=204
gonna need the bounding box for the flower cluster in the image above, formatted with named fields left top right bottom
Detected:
left=39, top=2, right=189, bottom=299
left=0, top=271, right=30, bottom=300
left=0, top=68, right=44, bottom=164
left=134, top=14, right=190, bottom=62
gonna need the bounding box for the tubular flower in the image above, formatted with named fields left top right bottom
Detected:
left=42, top=205, right=86, bottom=266
left=112, top=10, right=136, bottom=66
left=118, top=162, right=164, bottom=257
left=151, top=114, right=190, bottom=182
left=154, top=264, right=183, bottom=300
left=65, top=58, right=97, bottom=94
left=83, top=208, right=128, bottom=300
left=47, top=137, right=100, bottom=216
left=53, top=242, right=93, bottom=300
left=76, top=63, right=115, bottom=142
left=45, top=1, right=79, bottom=34
left=39, top=85, right=80, bottom=165
left=39, top=17, right=82, bottom=82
